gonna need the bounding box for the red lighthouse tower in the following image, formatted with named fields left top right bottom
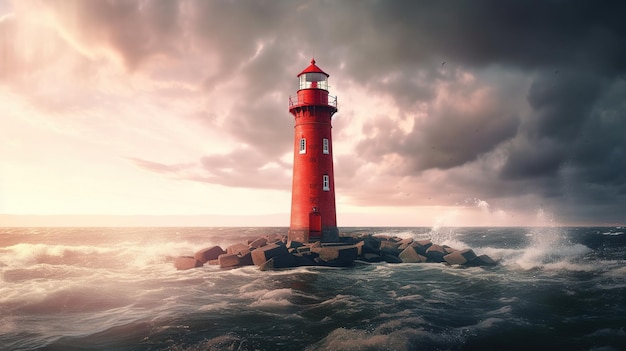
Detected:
left=288, top=59, right=339, bottom=243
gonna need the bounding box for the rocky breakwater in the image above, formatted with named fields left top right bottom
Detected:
left=174, top=233, right=497, bottom=271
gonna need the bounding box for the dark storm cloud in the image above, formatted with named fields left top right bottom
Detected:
left=45, top=0, right=626, bottom=223
left=357, top=75, right=521, bottom=172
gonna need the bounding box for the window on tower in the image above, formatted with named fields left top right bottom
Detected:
left=323, top=138, right=329, bottom=154
left=322, top=175, right=330, bottom=191
left=299, top=138, right=306, bottom=154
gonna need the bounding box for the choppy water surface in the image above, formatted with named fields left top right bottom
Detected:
left=1, top=227, right=625, bottom=350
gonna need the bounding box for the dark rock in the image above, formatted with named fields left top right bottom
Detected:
left=467, top=254, right=498, bottom=267
left=443, top=249, right=477, bottom=265
left=383, top=254, right=403, bottom=264
left=380, top=247, right=402, bottom=257
left=293, top=253, right=317, bottom=266
left=338, top=236, right=359, bottom=245
left=410, top=240, right=432, bottom=256
left=425, top=244, right=446, bottom=263
left=380, top=240, right=400, bottom=250
left=175, top=256, right=203, bottom=270
left=287, top=240, right=304, bottom=249
left=251, top=243, right=290, bottom=266
left=362, top=237, right=381, bottom=253
left=194, top=246, right=225, bottom=264
left=362, top=253, right=383, bottom=262
left=272, top=253, right=298, bottom=268
left=399, top=246, right=427, bottom=263
left=238, top=251, right=254, bottom=266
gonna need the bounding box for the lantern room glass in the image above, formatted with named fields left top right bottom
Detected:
left=299, top=72, right=328, bottom=90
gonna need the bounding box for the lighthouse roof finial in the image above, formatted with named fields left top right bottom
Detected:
left=298, top=58, right=328, bottom=77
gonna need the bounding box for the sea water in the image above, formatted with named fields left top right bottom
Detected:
left=1, top=227, right=625, bottom=350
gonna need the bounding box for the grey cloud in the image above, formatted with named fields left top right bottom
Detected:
left=16, top=0, right=626, bottom=224
left=357, top=74, right=521, bottom=172
left=129, top=147, right=291, bottom=191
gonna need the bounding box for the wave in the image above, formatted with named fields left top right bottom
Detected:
left=306, top=316, right=464, bottom=351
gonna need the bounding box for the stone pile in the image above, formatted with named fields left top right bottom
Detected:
left=174, top=233, right=497, bottom=271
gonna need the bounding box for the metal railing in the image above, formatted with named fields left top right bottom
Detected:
left=289, top=95, right=338, bottom=109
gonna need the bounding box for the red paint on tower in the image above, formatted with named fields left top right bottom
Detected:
left=288, top=59, right=339, bottom=243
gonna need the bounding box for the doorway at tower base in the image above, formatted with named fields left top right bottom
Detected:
left=288, top=227, right=339, bottom=243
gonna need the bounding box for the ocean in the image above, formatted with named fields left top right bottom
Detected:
left=1, top=226, right=625, bottom=351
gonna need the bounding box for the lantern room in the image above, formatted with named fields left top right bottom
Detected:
left=298, top=59, right=329, bottom=90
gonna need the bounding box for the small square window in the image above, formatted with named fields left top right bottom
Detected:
left=322, top=175, right=330, bottom=191
left=299, top=138, right=306, bottom=154
left=323, top=138, right=329, bottom=154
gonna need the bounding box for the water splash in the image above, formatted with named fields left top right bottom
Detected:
left=506, top=226, right=592, bottom=271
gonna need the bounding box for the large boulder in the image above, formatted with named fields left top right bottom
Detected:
left=259, top=257, right=274, bottom=271
left=443, top=249, right=477, bottom=265
left=238, top=250, right=254, bottom=266
left=379, top=240, right=400, bottom=250
left=467, top=254, right=498, bottom=267
left=248, top=237, right=267, bottom=249
left=312, top=245, right=358, bottom=266
left=383, top=254, right=403, bottom=264
left=287, top=240, right=305, bottom=249
left=399, top=246, right=427, bottom=263
left=312, top=245, right=354, bottom=261
left=218, top=253, right=241, bottom=268
left=362, top=237, right=381, bottom=254
left=293, top=253, right=317, bottom=266
left=194, top=246, right=226, bottom=264
left=251, top=243, right=290, bottom=266
left=443, top=245, right=459, bottom=254
left=411, top=240, right=433, bottom=256
left=398, top=238, right=414, bottom=250
left=227, top=243, right=249, bottom=255
left=425, top=244, right=446, bottom=263
left=271, top=253, right=298, bottom=268
left=361, top=253, right=383, bottom=262
left=174, top=256, right=203, bottom=270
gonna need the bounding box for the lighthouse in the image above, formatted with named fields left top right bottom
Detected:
left=288, top=59, right=339, bottom=243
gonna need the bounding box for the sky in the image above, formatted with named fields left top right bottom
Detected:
left=1, top=0, right=625, bottom=227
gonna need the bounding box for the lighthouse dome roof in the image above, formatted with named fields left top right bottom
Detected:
left=297, top=58, right=329, bottom=77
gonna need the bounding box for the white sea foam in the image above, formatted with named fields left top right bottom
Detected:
left=486, top=305, right=513, bottom=315
left=239, top=288, right=296, bottom=308
left=468, top=317, right=504, bottom=330
left=604, top=265, right=626, bottom=278
left=307, top=327, right=436, bottom=351
left=482, top=227, right=595, bottom=271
